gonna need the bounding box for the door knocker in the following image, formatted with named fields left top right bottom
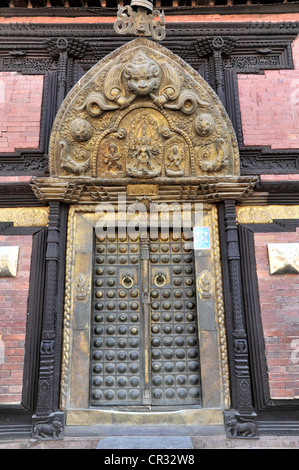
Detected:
left=122, top=273, right=134, bottom=288
left=154, top=272, right=167, bottom=287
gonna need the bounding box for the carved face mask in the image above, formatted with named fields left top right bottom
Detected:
left=123, top=52, right=162, bottom=96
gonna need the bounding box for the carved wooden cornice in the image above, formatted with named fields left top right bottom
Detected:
left=31, top=176, right=257, bottom=204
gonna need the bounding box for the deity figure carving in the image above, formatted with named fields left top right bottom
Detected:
left=103, top=143, right=123, bottom=175
left=127, top=123, right=161, bottom=177
left=198, top=270, right=214, bottom=300
left=75, top=273, right=90, bottom=302
left=165, top=145, right=184, bottom=176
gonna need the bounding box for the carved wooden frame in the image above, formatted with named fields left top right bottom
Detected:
left=59, top=203, right=230, bottom=428
left=0, top=222, right=47, bottom=438
left=238, top=219, right=299, bottom=435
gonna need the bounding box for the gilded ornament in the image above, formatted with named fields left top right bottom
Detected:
left=59, top=141, right=90, bottom=175
left=165, top=145, right=184, bottom=177
left=126, top=114, right=162, bottom=178
left=0, top=207, right=48, bottom=227
left=198, top=269, right=214, bottom=300
left=70, top=118, right=93, bottom=143
left=74, top=273, right=91, bottom=301
left=103, top=142, right=124, bottom=176
left=194, top=113, right=216, bottom=137
left=114, top=5, right=166, bottom=42
left=268, top=243, right=299, bottom=275
left=0, top=246, right=19, bottom=277
left=196, top=139, right=229, bottom=173
left=236, top=205, right=299, bottom=224
left=40, top=38, right=245, bottom=201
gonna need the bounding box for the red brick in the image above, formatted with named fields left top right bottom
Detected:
left=0, top=72, right=43, bottom=153
left=238, top=36, right=299, bottom=151
left=0, top=235, right=32, bottom=404
left=254, top=230, right=299, bottom=400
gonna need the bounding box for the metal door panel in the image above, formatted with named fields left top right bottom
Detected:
left=89, top=231, right=201, bottom=407
left=149, top=234, right=201, bottom=406
left=90, top=234, right=144, bottom=406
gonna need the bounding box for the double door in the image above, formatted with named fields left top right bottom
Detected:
left=90, top=230, right=201, bottom=407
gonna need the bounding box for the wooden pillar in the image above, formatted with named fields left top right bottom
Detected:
left=218, top=200, right=258, bottom=439
left=32, top=201, right=68, bottom=439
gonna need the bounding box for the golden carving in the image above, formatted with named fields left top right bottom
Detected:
left=103, top=142, right=124, bottom=176
left=198, top=269, right=214, bottom=300
left=127, top=184, right=158, bottom=196
left=0, top=208, right=49, bottom=227
left=236, top=205, right=299, bottom=224
left=268, top=243, right=299, bottom=275
left=126, top=113, right=162, bottom=177
left=59, top=140, right=90, bottom=175
left=70, top=118, right=93, bottom=143
left=74, top=273, right=91, bottom=301
left=47, top=38, right=240, bottom=181
left=114, top=5, right=166, bottom=42
left=0, top=246, right=19, bottom=277
left=210, top=206, right=230, bottom=410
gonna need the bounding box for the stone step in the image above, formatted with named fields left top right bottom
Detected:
left=96, top=436, right=194, bottom=449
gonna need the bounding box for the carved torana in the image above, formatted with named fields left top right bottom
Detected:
left=30, top=38, right=257, bottom=203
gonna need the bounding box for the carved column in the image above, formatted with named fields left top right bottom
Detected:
left=32, top=201, right=68, bottom=440
left=46, top=37, right=88, bottom=111
left=219, top=200, right=258, bottom=439
left=194, top=37, right=236, bottom=108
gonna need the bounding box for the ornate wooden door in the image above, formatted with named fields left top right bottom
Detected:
left=90, top=230, right=201, bottom=407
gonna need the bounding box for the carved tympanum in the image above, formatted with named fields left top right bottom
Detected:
left=48, top=38, right=239, bottom=179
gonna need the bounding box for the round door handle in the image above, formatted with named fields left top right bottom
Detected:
left=122, top=273, right=134, bottom=288
left=154, top=272, right=167, bottom=287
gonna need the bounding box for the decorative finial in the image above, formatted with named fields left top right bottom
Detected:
left=114, top=0, right=166, bottom=42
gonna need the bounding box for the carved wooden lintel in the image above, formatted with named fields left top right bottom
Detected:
left=31, top=175, right=257, bottom=204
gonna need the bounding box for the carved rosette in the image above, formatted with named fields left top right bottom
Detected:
left=47, top=38, right=240, bottom=183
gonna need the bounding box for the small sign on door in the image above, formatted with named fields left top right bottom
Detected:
left=193, top=227, right=211, bottom=250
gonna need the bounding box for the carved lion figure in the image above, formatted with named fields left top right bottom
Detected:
left=33, top=417, right=63, bottom=440
left=226, top=414, right=257, bottom=438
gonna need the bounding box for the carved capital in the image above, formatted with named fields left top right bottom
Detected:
left=45, top=37, right=89, bottom=60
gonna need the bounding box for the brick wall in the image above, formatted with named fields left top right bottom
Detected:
left=0, top=235, right=32, bottom=404
left=254, top=230, right=299, bottom=399
left=0, top=72, right=44, bottom=153
left=238, top=36, right=299, bottom=150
